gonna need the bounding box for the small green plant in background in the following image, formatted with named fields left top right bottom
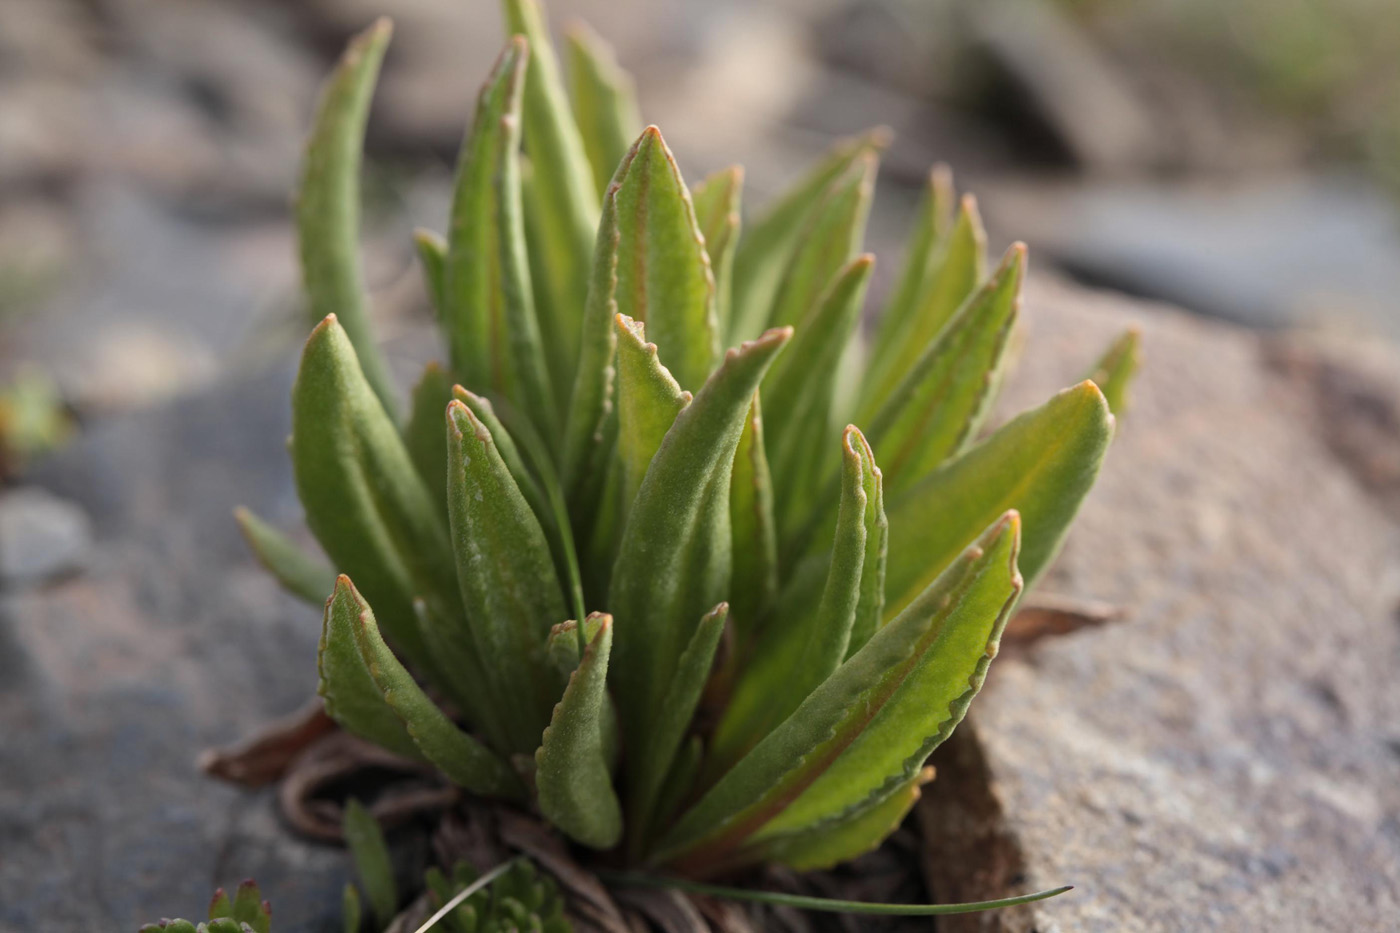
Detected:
left=234, top=0, right=1136, bottom=914
left=139, top=881, right=272, bottom=933
left=341, top=798, right=568, bottom=933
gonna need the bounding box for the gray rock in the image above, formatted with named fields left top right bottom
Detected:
left=0, top=486, right=91, bottom=587
left=956, top=275, right=1400, bottom=931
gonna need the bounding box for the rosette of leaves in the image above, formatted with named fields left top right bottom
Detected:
left=140, top=882, right=272, bottom=933
left=238, top=0, right=1135, bottom=886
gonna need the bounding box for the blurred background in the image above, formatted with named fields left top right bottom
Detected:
left=1, top=0, right=1398, bottom=929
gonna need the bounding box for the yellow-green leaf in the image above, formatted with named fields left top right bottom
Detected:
left=536, top=615, right=623, bottom=849
left=233, top=507, right=334, bottom=607
left=691, top=166, right=744, bottom=340
left=884, top=381, right=1113, bottom=618
left=1086, top=327, right=1141, bottom=414
left=566, top=21, right=642, bottom=196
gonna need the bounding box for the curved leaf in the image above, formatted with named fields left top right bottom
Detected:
left=443, top=38, right=558, bottom=443
left=566, top=21, right=642, bottom=196
left=402, top=361, right=453, bottom=504
left=1086, top=327, right=1141, bottom=414
left=729, top=128, right=888, bottom=342
left=656, top=513, right=1021, bottom=875
left=691, top=166, right=744, bottom=339
left=884, top=381, right=1113, bottom=618
left=446, top=399, right=566, bottom=753
left=865, top=243, right=1024, bottom=495
left=233, top=506, right=334, bottom=606
left=536, top=615, right=623, bottom=849
left=296, top=19, right=396, bottom=415
left=504, top=0, right=600, bottom=394
left=413, top=227, right=448, bottom=320
left=291, top=315, right=457, bottom=680
left=728, top=392, right=777, bottom=637
left=608, top=327, right=792, bottom=780
left=343, top=798, right=397, bottom=926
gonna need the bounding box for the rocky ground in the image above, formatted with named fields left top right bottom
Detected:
left=2, top=0, right=1398, bottom=930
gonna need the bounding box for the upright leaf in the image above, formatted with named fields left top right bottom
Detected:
left=455, top=387, right=586, bottom=623
left=343, top=798, right=397, bottom=927
left=864, top=164, right=956, bottom=387
left=608, top=328, right=792, bottom=784
left=351, top=576, right=525, bottom=798
left=443, top=38, right=558, bottom=444
left=864, top=244, right=1025, bottom=496
left=691, top=166, right=744, bottom=339
left=317, top=576, right=426, bottom=762
left=729, top=128, right=888, bottom=342
left=655, top=513, right=1021, bottom=874
left=708, top=426, right=881, bottom=774
left=446, top=400, right=567, bottom=753
left=536, top=615, right=623, bottom=849
left=766, top=153, right=876, bottom=331
left=627, top=602, right=729, bottom=858
left=764, top=256, right=874, bottom=546
left=1086, top=327, right=1142, bottom=414
left=563, top=126, right=717, bottom=510
left=727, top=392, right=778, bottom=636
left=504, top=0, right=600, bottom=395
left=291, top=316, right=456, bottom=678
left=233, top=506, right=335, bottom=606
left=614, top=314, right=693, bottom=509
left=402, top=361, right=453, bottom=502
left=566, top=21, right=642, bottom=196
left=296, top=19, right=397, bottom=416
left=413, top=228, right=448, bottom=319
left=884, top=381, right=1113, bottom=618
left=862, top=195, right=986, bottom=415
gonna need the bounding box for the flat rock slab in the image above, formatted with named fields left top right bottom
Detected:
left=975, top=276, right=1400, bottom=931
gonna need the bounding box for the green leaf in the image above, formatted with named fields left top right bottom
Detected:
left=655, top=512, right=1022, bottom=875
left=750, top=766, right=930, bottom=871
left=691, top=166, right=744, bottom=340
left=608, top=327, right=791, bottom=800
left=767, top=153, right=876, bottom=331
left=614, top=313, right=693, bottom=511
left=344, top=799, right=397, bottom=927
left=864, top=243, right=1025, bottom=496
left=350, top=576, right=525, bottom=798
left=729, top=128, right=888, bottom=343
left=342, top=883, right=362, bottom=933
left=727, top=392, right=778, bottom=639
left=296, top=18, right=397, bottom=417
left=626, top=602, right=729, bottom=857
left=884, top=381, right=1113, bottom=618
left=454, top=387, right=586, bottom=623
left=208, top=889, right=232, bottom=920
left=764, top=255, right=874, bottom=547
left=598, top=872, right=1072, bottom=916
left=562, top=126, right=717, bottom=513
left=863, top=164, right=955, bottom=392
left=708, top=426, right=880, bottom=774
left=862, top=194, right=986, bottom=416
left=317, top=576, right=425, bottom=761
left=446, top=399, right=567, bottom=753
left=443, top=38, right=558, bottom=445
left=504, top=0, right=600, bottom=398
left=402, top=362, right=453, bottom=503
left=233, top=506, right=335, bottom=606
left=291, top=315, right=456, bottom=681
left=536, top=614, right=623, bottom=849
left=413, top=228, right=448, bottom=320
left=1086, top=327, right=1141, bottom=414
left=566, top=21, right=642, bottom=196
left=846, top=428, right=888, bottom=661
left=230, top=880, right=271, bottom=933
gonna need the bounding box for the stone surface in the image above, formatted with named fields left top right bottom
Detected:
left=0, top=363, right=350, bottom=932
left=962, top=275, right=1400, bottom=931
left=0, top=486, right=91, bottom=587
